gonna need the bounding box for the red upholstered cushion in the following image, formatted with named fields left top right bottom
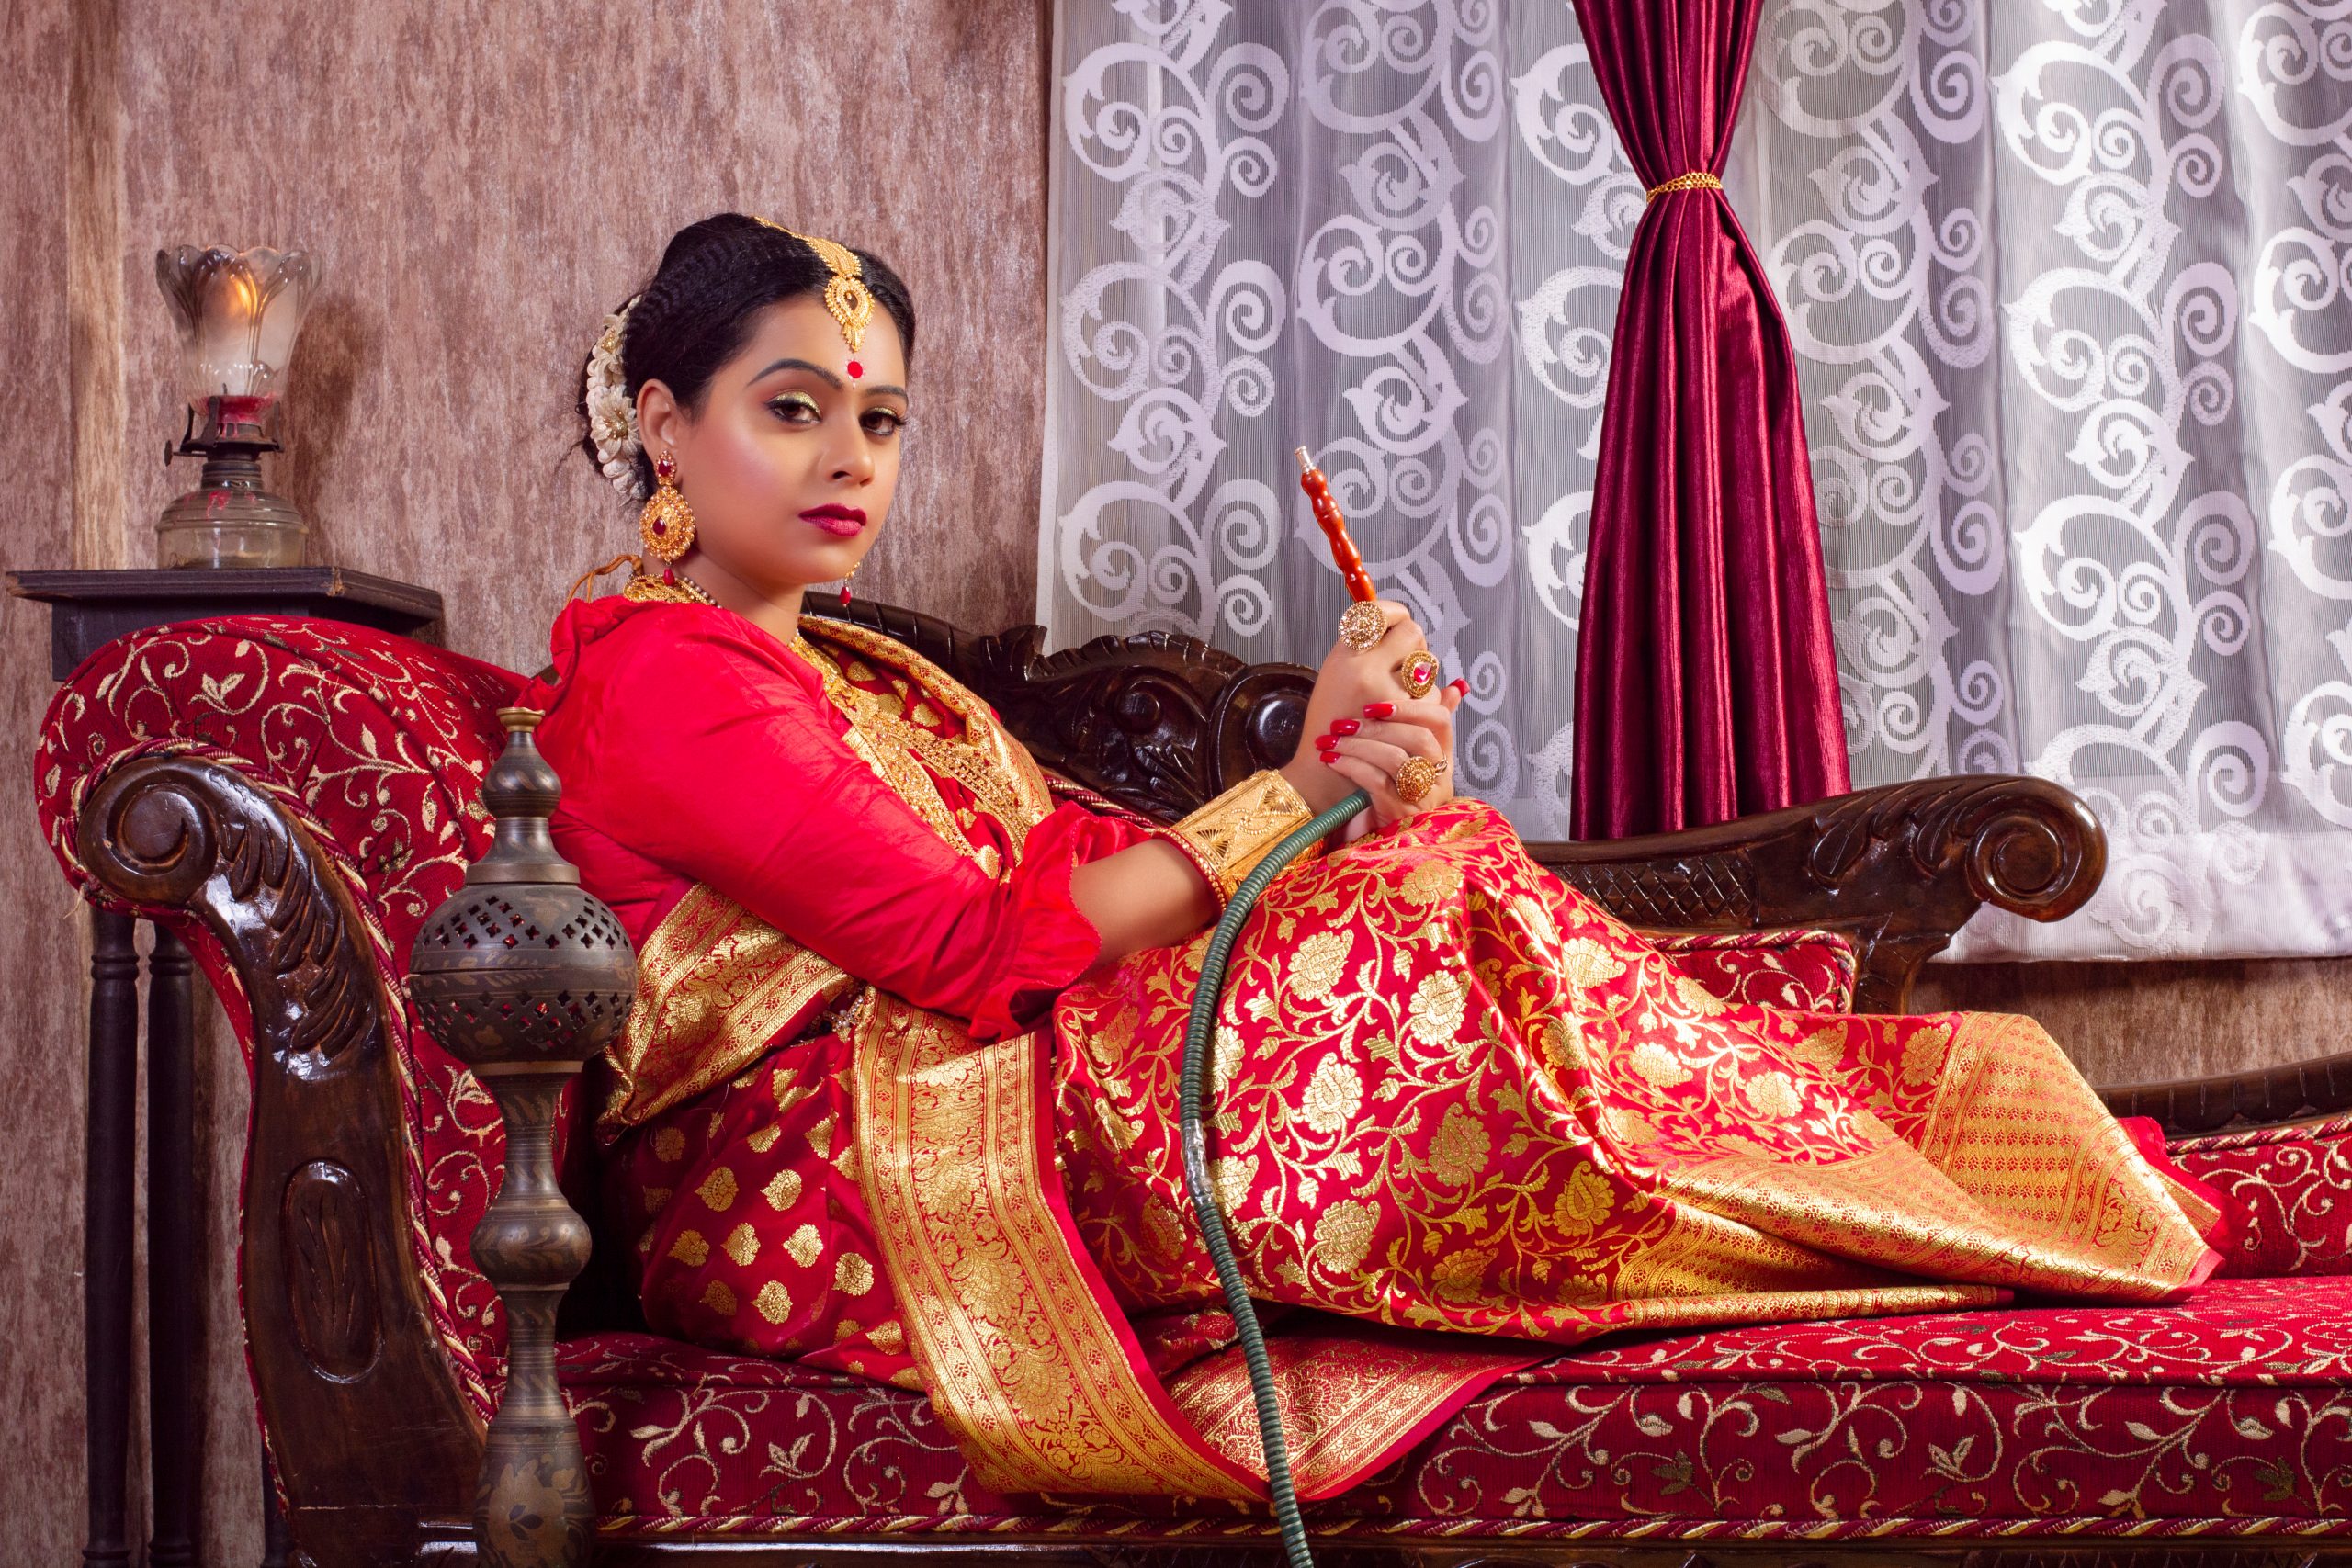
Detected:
left=36, top=615, right=524, bottom=1417
left=1651, top=928, right=1859, bottom=1012
left=562, top=1275, right=2352, bottom=1538
left=2175, top=1116, right=2352, bottom=1279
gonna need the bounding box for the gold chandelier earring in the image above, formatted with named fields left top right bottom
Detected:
left=639, top=452, right=695, bottom=562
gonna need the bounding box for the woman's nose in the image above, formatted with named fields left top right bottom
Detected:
left=828, top=425, right=875, bottom=484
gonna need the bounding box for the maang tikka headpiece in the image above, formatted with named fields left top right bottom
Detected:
left=758, top=219, right=876, bottom=371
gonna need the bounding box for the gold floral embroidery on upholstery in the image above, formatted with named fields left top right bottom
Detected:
left=700, top=1280, right=738, bottom=1314
left=669, top=1230, right=709, bottom=1267
left=763, top=1169, right=801, bottom=1210
left=722, top=1222, right=761, bottom=1266
left=835, top=1253, right=876, bottom=1295
left=753, top=1280, right=793, bottom=1323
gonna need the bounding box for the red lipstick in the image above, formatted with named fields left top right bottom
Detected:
left=801, top=503, right=866, bottom=537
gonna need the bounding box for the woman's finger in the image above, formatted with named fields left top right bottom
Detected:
left=1368, top=695, right=1453, bottom=739
left=1320, top=750, right=1402, bottom=818
left=1348, top=720, right=1442, bottom=760
left=1328, top=734, right=1419, bottom=775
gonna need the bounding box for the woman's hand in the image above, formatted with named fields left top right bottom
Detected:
left=1276, top=599, right=1465, bottom=828
left=1317, top=690, right=1464, bottom=829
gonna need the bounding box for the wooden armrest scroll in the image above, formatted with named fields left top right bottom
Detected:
left=1524, top=775, right=2106, bottom=1013
left=74, top=756, right=480, bottom=1555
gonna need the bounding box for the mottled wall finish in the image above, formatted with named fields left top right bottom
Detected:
left=3, top=0, right=106, bottom=1563
left=3, top=1, right=1049, bottom=1560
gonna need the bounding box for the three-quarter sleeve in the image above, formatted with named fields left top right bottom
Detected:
left=552, top=606, right=1150, bottom=1040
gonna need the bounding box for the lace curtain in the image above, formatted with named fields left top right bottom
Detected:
left=1039, top=0, right=2352, bottom=962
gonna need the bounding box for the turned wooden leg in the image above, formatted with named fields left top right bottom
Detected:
left=468, top=1062, right=593, bottom=1567
left=84, top=908, right=138, bottom=1568
left=146, top=924, right=199, bottom=1568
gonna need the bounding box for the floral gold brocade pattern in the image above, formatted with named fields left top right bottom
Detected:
left=559, top=1274, right=2352, bottom=1534
left=1052, top=798, right=2217, bottom=1348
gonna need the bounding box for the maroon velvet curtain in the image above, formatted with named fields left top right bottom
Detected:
left=1567, top=0, right=1850, bottom=840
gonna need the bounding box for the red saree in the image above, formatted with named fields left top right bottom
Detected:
left=528, top=593, right=2225, bottom=1505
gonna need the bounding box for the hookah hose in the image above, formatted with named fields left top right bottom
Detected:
left=1177, top=785, right=1371, bottom=1568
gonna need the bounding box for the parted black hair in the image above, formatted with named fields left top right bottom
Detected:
left=577, top=213, right=916, bottom=497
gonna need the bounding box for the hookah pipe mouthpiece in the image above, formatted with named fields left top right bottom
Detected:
left=1295, top=446, right=1376, bottom=604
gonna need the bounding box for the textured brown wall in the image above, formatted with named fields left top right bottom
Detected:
left=3, top=0, right=1049, bottom=1560
left=1913, top=958, right=2352, bottom=1091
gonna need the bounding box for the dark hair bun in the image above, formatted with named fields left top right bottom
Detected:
left=575, top=215, right=916, bottom=498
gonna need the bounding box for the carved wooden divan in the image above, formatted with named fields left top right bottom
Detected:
left=36, top=602, right=2352, bottom=1568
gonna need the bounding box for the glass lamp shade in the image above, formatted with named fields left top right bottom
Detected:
left=154, top=245, right=317, bottom=441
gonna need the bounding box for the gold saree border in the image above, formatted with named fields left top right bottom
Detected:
left=852, top=990, right=1533, bottom=1502
left=1166, top=1326, right=1542, bottom=1500
left=598, top=884, right=858, bottom=1136
left=852, top=992, right=1262, bottom=1501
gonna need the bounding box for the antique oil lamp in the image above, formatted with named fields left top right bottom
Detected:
left=153, top=244, right=317, bottom=568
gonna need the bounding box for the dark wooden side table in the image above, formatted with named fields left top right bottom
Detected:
left=6, top=569, right=444, bottom=1568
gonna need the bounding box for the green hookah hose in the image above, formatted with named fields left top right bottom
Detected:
left=1178, top=786, right=1370, bottom=1568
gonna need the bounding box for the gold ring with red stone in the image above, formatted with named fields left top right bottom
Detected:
left=1395, top=649, right=1442, bottom=699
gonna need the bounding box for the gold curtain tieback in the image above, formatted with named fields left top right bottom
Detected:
left=1645, top=171, right=1724, bottom=202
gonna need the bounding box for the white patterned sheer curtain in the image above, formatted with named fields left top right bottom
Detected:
left=1040, top=0, right=2352, bottom=963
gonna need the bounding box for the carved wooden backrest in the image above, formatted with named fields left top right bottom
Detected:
left=809, top=601, right=2105, bottom=1014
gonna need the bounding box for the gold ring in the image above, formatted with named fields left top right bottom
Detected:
left=1395, top=649, right=1442, bottom=699
left=1393, top=755, right=1448, bottom=805
left=1338, top=600, right=1387, bottom=651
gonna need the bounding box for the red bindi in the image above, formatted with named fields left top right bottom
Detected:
left=846, top=359, right=863, bottom=379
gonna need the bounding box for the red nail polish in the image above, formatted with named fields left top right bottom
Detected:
left=1320, top=752, right=1340, bottom=765
left=1448, top=678, right=1468, bottom=696
left=1363, top=702, right=1394, bottom=720
left=1331, top=718, right=1361, bottom=736
left=1314, top=732, right=1340, bottom=751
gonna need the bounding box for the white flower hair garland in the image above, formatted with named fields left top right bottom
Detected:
left=584, top=295, right=644, bottom=497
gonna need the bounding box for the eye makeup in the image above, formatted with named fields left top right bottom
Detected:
left=767, top=390, right=822, bottom=423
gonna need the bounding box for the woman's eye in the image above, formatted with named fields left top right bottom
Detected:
left=768, top=394, right=821, bottom=423
left=862, top=410, right=908, bottom=438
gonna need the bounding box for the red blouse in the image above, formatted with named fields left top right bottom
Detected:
left=526, top=595, right=1155, bottom=1040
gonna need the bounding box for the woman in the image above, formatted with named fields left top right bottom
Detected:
left=530, top=215, right=2225, bottom=1503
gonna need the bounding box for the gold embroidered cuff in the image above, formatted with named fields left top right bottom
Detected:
left=1167, top=769, right=1316, bottom=907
